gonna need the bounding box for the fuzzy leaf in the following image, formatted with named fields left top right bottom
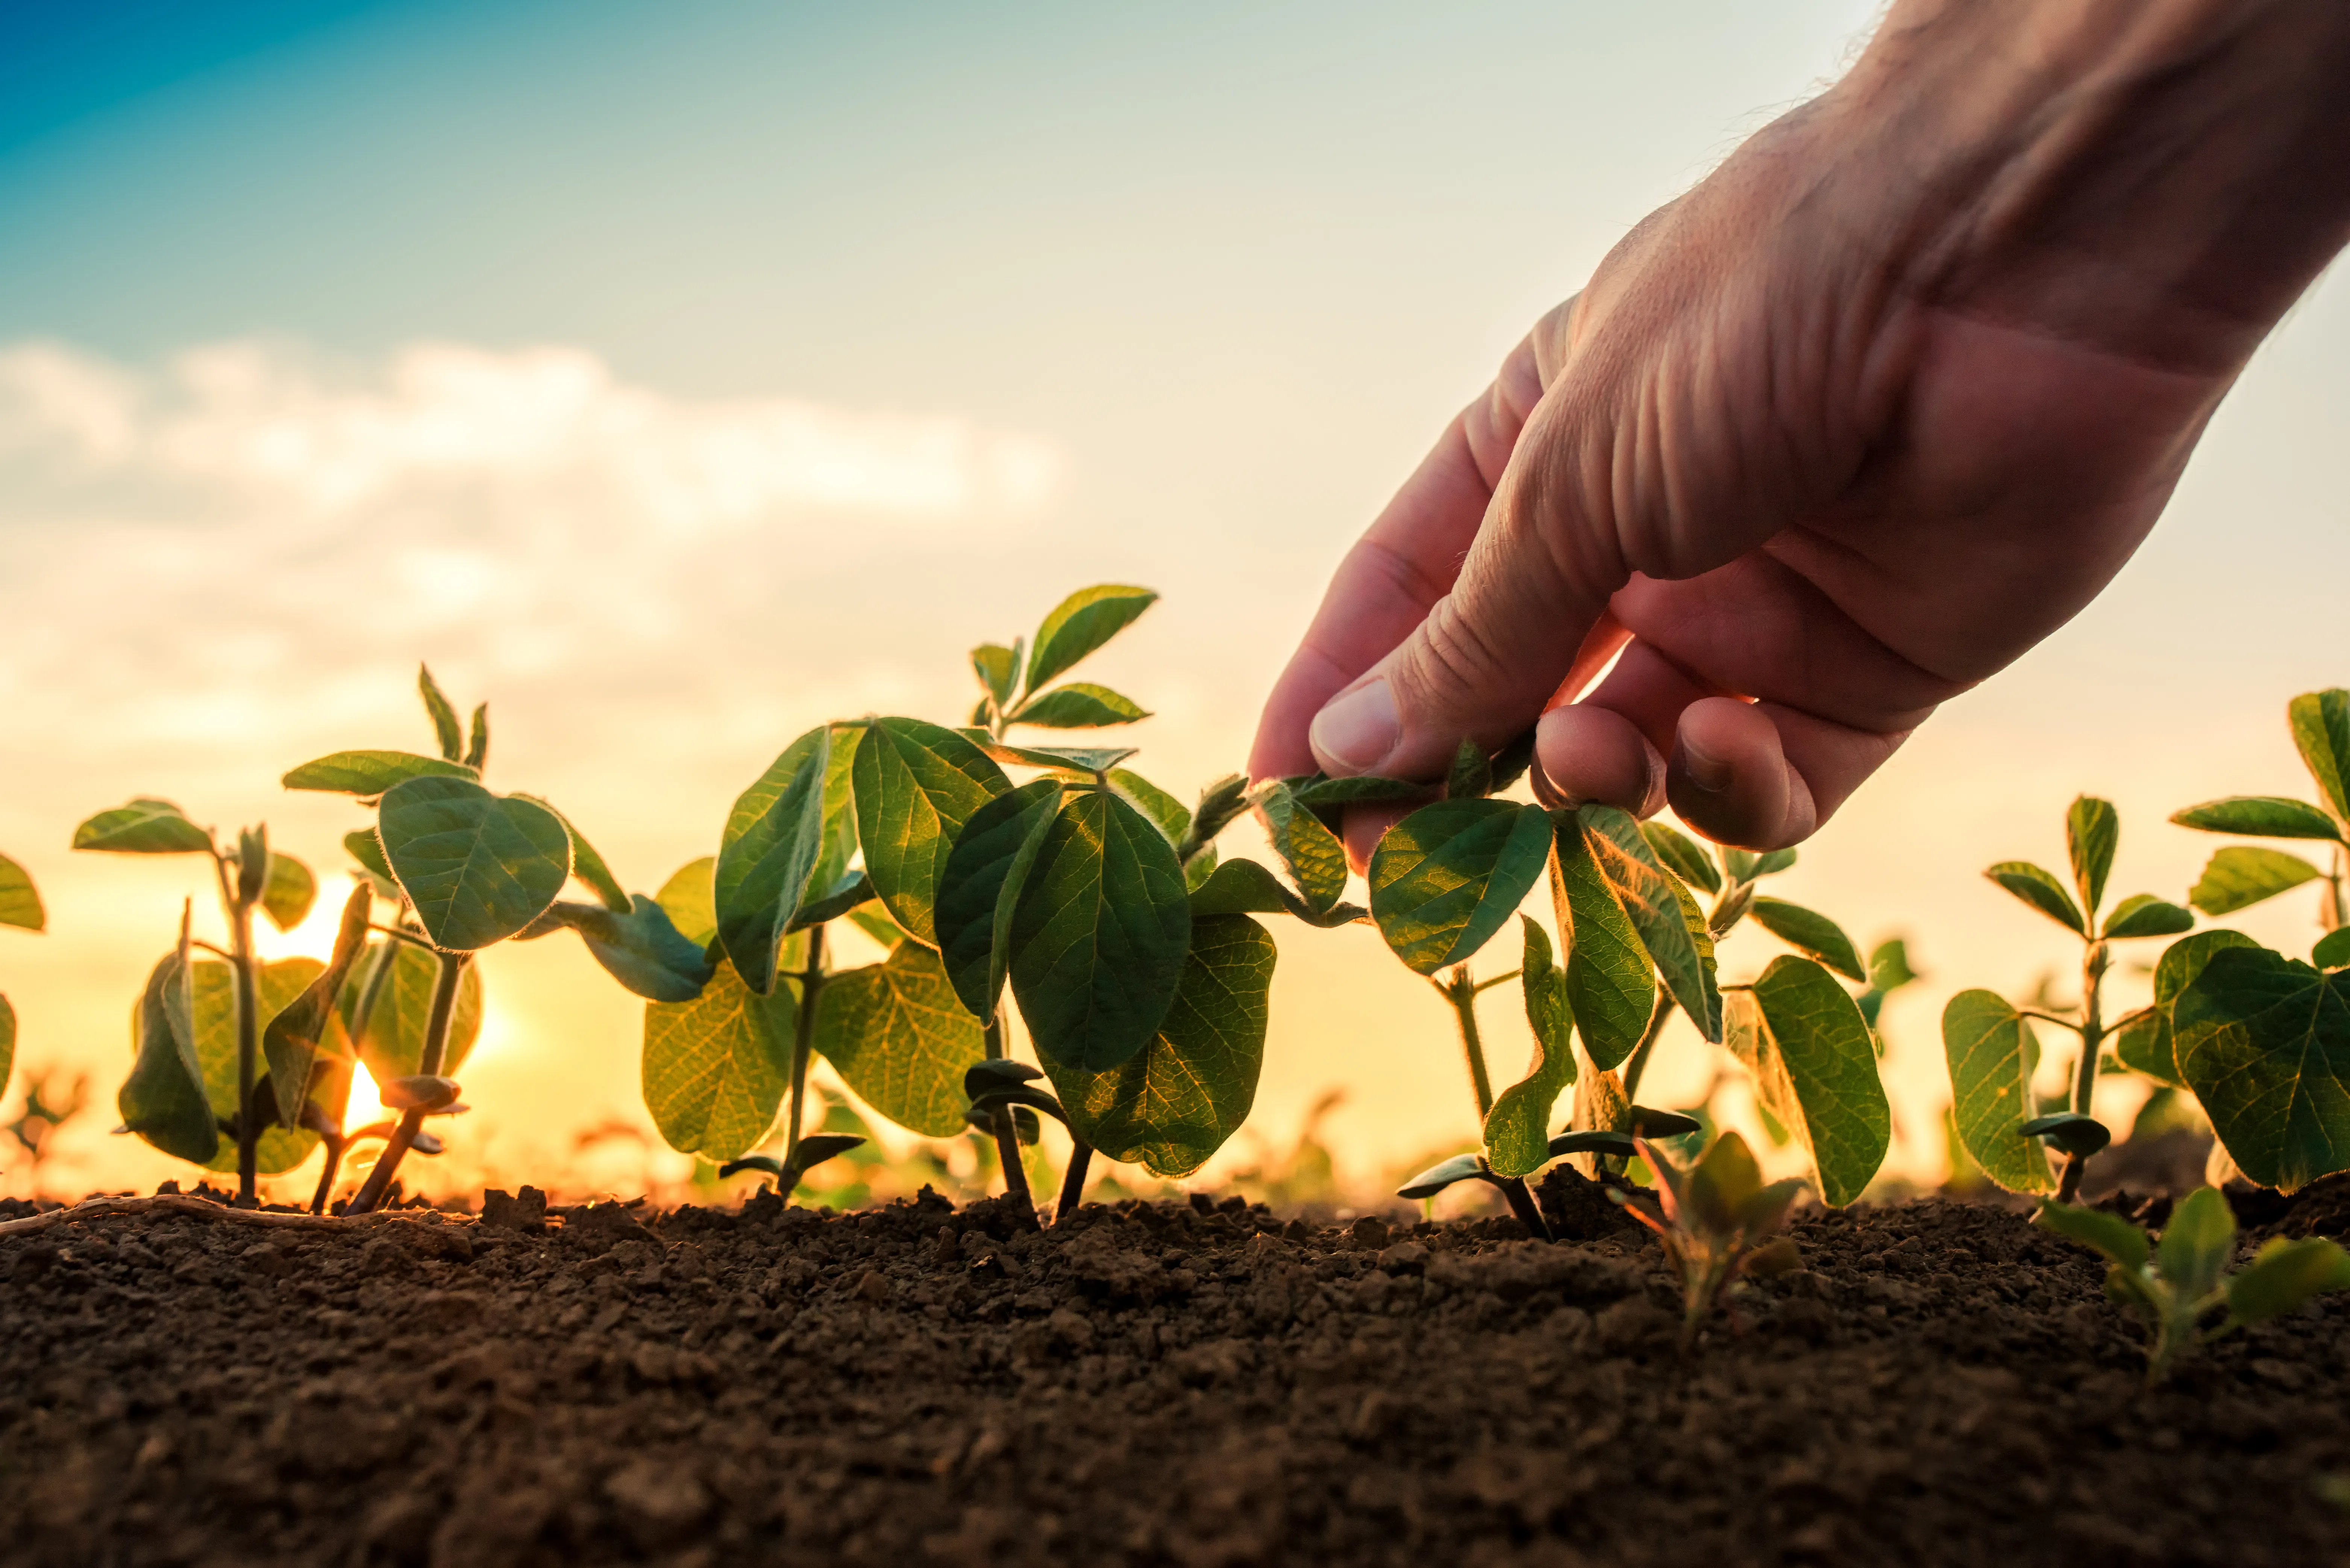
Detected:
left=1368, top=799, right=1551, bottom=976
left=1641, top=821, right=1721, bottom=894
left=1727, top=956, right=1890, bottom=1205
left=1108, top=770, right=1189, bottom=848
left=1025, top=585, right=1158, bottom=692
left=853, top=718, right=1008, bottom=949
left=1053, top=914, right=1275, bottom=1176
left=1250, top=780, right=1348, bottom=917
left=73, top=798, right=214, bottom=854
left=520, top=798, right=629, bottom=914
left=378, top=776, right=570, bottom=951
left=540, top=896, right=717, bottom=1002
left=815, top=942, right=989, bottom=1137
left=2190, top=846, right=2324, bottom=916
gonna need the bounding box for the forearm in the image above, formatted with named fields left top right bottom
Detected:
left=1839, top=0, right=2350, bottom=371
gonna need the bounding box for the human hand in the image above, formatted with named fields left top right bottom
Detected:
left=1251, top=0, right=2350, bottom=861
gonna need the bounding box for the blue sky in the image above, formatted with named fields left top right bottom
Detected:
left=2, top=0, right=2344, bottom=1197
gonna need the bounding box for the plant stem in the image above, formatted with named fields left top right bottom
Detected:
left=1442, top=968, right=1495, bottom=1119
left=1055, top=1140, right=1093, bottom=1223
left=1618, top=989, right=1679, bottom=1107
left=215, top=854, right=261, bottom=1207
left=2057, top=940, right=2109, bottom=1203
left=348, top=950, right=467, bottom=1215
left=315, top=942, right=398, bottom=1214
left=309, top=1136, right=347, bottom=1215
left=2329, top=848, right=2347, bottom=931
left=983, top=1012, right=1036, bottom=1217
left=784, top=924, right=827, bottom=1170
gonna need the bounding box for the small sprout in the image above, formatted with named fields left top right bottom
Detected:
left=2019, top=1111, right=2110, bottom=1157
left=717, top=1134, right=867, bottom=1189
left=1610, top=1132, right=1805, bottom=1348
left=2035, top=1186, right=2350, bottom=1383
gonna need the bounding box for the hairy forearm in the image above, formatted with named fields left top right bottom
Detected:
left=1840, top=0, right=2350, bottom=371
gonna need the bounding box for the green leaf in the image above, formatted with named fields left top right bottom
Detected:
left=1011, top=682, right=1151, bottom=729
left=2065, top=796, right=2119, bottom=918
left=1187, top=856, right=1298, bottom=918
left=0, top=995, right=12, bottom=1095
left=1748, top=897, right=1865, bottom=982
left=654, top=857, right=717, bottom=948
left=2226, top=1235, right=2350, bottom=1326
left=73, top=798, right=214, bottom=854
left=2102, top=894, right=2194, bottom=940
left=1866, top=939, right=1917, bottom=994
left=261, top=885, right=373, bottom=1129
left=0, top=852, right=45, bottom=932
left=1640, top=821, right=1721, bottom=894
left=2170, top=796, right=2342, bottom=842
left=1722, top=846, right=1796, bottom=882
left=1483, top=916, right=1576, bottom=1178
left=2033, top=1201, right=2150, bottom=1273
left=188, top=958, right=322, bottom=1174
left=121, top=939, right=214, bottom=1164
left=2155, top=1186, right=2236, bottom=1302
left=1368, top=799, right=1551, bottom=976
left=419, top=664, right=464, bottom=762
left=1727, top=956, right=1890, bottom=1205
left=2176, top=945, right=2350, bottom=1192
left=2019, top=1112, right=2110, bottom=1157
left=342, top=943, right=484, bottom=1083
left=845, top=902, right=909, bottom=951
left=1574, top=1065, right=1630, bottom=1139
left=969, top=735, right=1139, bottom=774
left=1556, top=805, right=1719, bottom=1044
left=1985, top=861, right=2085, bottom=934
left=258, top=852, right=315, bottom=932
left=853, top=718, right=1009, bottom=949
left=935, top=779, right=1064, bottom=1019
left=971, top=642, right=1019, bottom=708
left=1397, top=1153, right=1490, bottom=1200
left=2191, top=846, right=2324, bottom=916
left=282, top=751, right=478, bottom=796
left=1108, top=770, right=1189, bottom=848
left=1941, top=989, right=2054, bottom=1194
left=1548, top=1130, right=1637, bottom=1161
left=1053, top=913, right=1276, bottom=1176
left=641, top=959, right=792, bottom=1161
left=1177, top=774, right=1251, bottom=864
left=814, top=941, right=989, bottom=1137
left=1548, top=827, right=1654, bottom=1072
left=2113, top=929, right=2260, bottom=1089
left=2318, top=928, right=2350, bottom=971
left=715, top=725, right=833, bottom=994
left=1010, top=787, right=1192, bottom=1073
left=2289, top=689, right=2350, bottom=823
left=1446, top=738, right=1492, bottom=801
left=464, top=703, right=489, bottom=772
left=378, top=776, right=571, bottom=951
left=538, top=896, right=718, bottom=1002
left=346, top=829, right=399, bottom=893
left=1250, top=780, right=1349, bottom=917
left=1289, top=774, right=1431, bottom=814
left=518, top=798, right=629, bottom=914
left=1025, top=584, right=1158, bottom=691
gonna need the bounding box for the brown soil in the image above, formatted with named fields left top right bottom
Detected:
left=3, top=1170, right=2348, bottom=1568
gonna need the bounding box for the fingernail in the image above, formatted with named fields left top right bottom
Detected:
left=1680, top=734, right=1732, bottom=794
left=1309, top=679, right=1399, bottom=773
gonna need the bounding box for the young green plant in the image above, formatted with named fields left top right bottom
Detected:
left=0, top=850, right=39, bottom=1106
left=1612, top=1130, right=1803, bottom=1348
left=1941, top=796, right=2195, bottom=1202
left=2035, top=1186, right=2350, bottom=1383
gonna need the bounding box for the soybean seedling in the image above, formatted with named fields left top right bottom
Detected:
left=1612, top=1131, right=1804, bottom=1348
left=1940, top=797, right=2195, bottom=1202
left=2035, top=1186, right=2350, bottom=1384
left=70, top=795, right=379, bottom=1205
left=0, top=850, right=39, bottom=1107
left=285, top=665, right=667, bottom=1211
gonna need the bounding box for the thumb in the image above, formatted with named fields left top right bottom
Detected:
left=1307, top=402, right=1627, bottom=782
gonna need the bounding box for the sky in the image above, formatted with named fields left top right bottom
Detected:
left=0, top=0, right=2344, bottom=1205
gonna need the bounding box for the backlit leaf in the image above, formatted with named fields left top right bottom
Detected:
left=1866, top=939, right=1917, bottom=994
left=717, top=725, right=832, bottom=994
left=190, top=956, right=328, bottom=1176
left=346, top=829, right=399, bottom=894
left=1484, top=916, right=1576, bottom=1177
left=2102, top=894, right=2194, bottom=940
left=656, top=856, right=717, bottom=947
left=1941, top=989, right=2053, bottom=1194
left=935, top=779, right=1063, bottom=1020
left=1025, top=584, right=1158, bottom=691
left=464, top=704, right=489, bottom=772
left=1010, top=787, right=1191, bottom=1073
left=1054, top=913, right=1275, bottom=1176
left=2170, top=796, right=2342, bottom=841
left=259, top=852, right=316, bottom=932
left=2290, top=689, right=2350, bottom=822
left=1641, top=821, right=1721, bottom=894
left=283, top=751, right=478, bottom=796
left=2065, top=795, right=2119, bottom=917
left=970, top=736, right=1139, bottom=773
left=121, top=938, right=214, bottom=1165
left=1250, top=779, right=1348, bottom=916
left=0, top=853, right=44, bottom=932
left=1557, top=806, right=1719, bottom=1043
left=539, top=896, right=718, bottom=1002
left=971, top=642, right=1019, bottom=708
left=1289, top=774, right=1431, bottom=813
left=1722, top=847, right=1796, bottom=882
left=815, top=941, right=988, bottom=1137
left=1548, top=825, right=1654, bottom=1072
left=1108, top=770, right=1189, bottom=848
left=519, top=797, right=629, bottom=914
left=1368, top=799, right=1551, bottom=975
left=2190, top=846, right=2324, bottom=915
left=1187, top=857, right=1308, bottom=918
left=1748, top=897, right=1865, bottom=982
left=418, top=665, right=464, bottom=762
left=261, top=884, right=372, bottom=1129
left=1398, top=1153, right=1488, bottom=1200
left=1727, top=956, right=1890, bottom=1205
left=2176, top=945, right=2350, bottom=1193
left=1985, top=861, right=2085, bottom=934
left=2116, top=930, right=2261, bottom=1088
left=341, top=942, right=484, bottom=1083
left=1011, top=682, right=1151, bottom=729
left=1446, top=738, right=1492, bottom=801
left=641, top=959, right=792, bottom=1161
left=853, top=718, right=1009, bottom=948
left=73, top=798, right=214, bottom=854
left=378, top=776, right=571, bottom=951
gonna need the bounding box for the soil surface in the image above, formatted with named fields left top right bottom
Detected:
left=3, top=1171, right=2349, bottom=1568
